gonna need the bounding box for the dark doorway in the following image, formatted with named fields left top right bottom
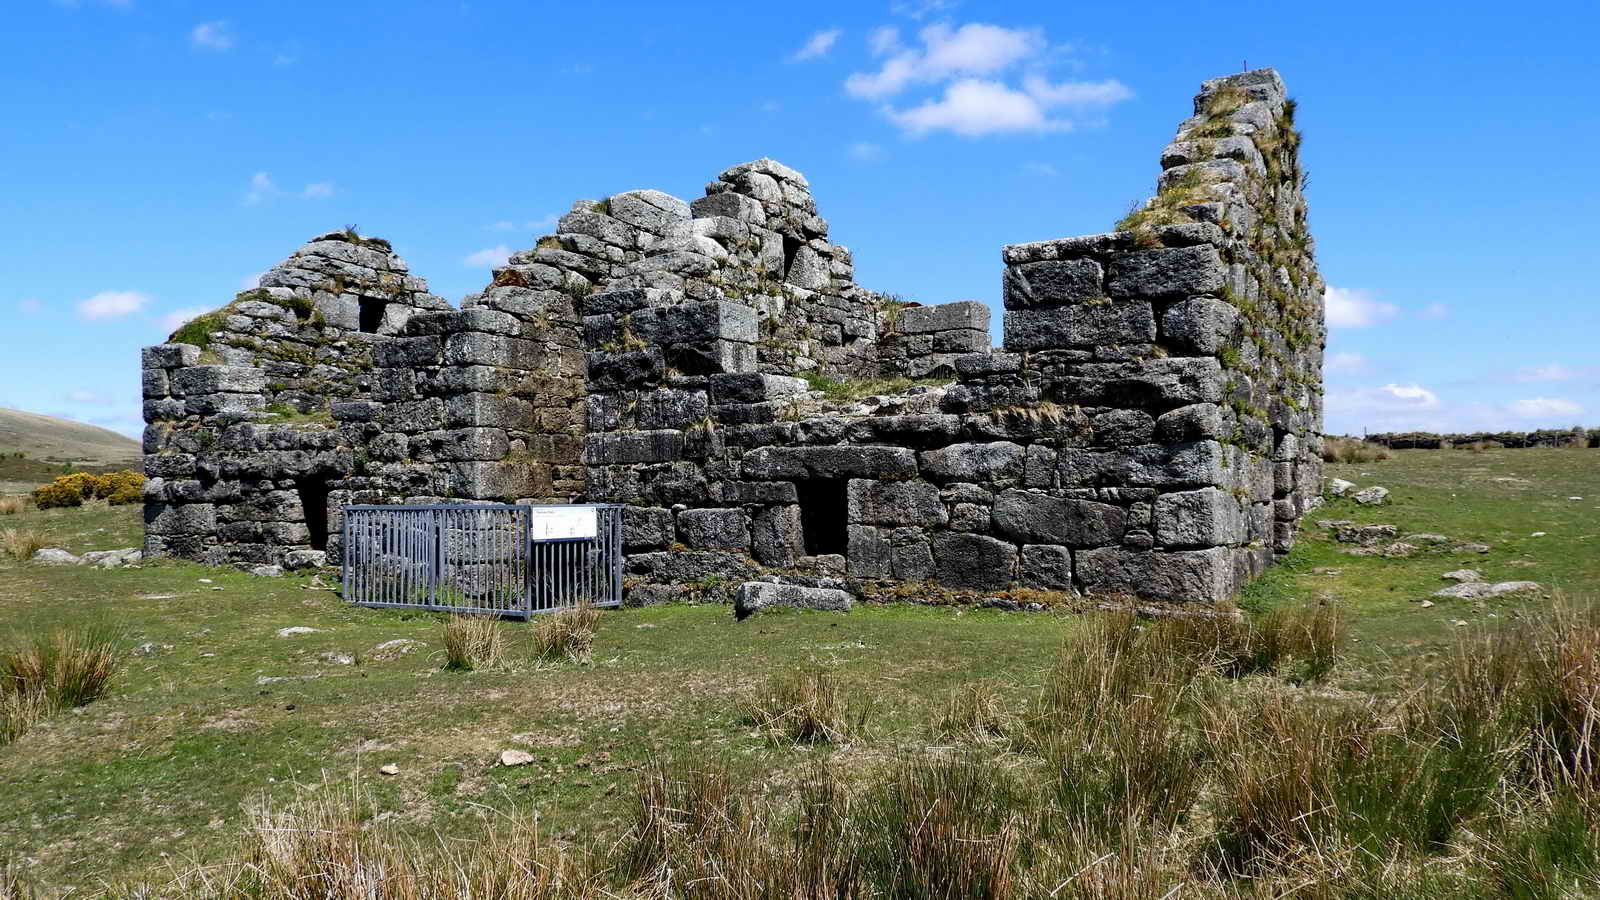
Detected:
left=358, top=297, right=385, bottom=333
left=781, top=234, right=803, bottom=281
left=796, top=478, right=848, bottom=557
left=296, top=477, right=331, bottom=551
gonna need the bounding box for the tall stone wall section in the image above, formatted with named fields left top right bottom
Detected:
left=141, top=68, right=1323, bottom=606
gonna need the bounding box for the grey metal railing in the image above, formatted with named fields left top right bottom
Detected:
left=340, top=504, right=623, bottom=618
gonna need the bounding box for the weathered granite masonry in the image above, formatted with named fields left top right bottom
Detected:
left=142, top=69, right=1324, bottom=605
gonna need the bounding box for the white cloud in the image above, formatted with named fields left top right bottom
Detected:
left=302, top=182, right=334, bottom=198
left=78, top=290, right=150, bottom=321
left=244, top=171, right=277, bottom=205
left=791, top=28, right=842, bottom=62
left=18, top=297, right=43, bottom=314
left=67, top=390, right=116, bottom=406
left=887, top=79, right=1055, bottom=136
left=1510, top=397, right=1583, bottom=419
left=846, top=23, right=1130, bottom=137
left=1324, top=285, right=1398, bottom=329
left=1324, top=352, right=1370, bottom=376
left=1020, top=74, right=1134, bottom=107
left=161, top=307, right=210, bottom=331
left=239, top=272, right=265, bottom=290
left=849, top=142, right=885, bottom=162
left=464, top=245, right=511, bottom=268
left=869, top=26, right=901, bottom=56
left=890, top=0, right=960, bottom=22
left=1509, top=363, right=1584, bottom=383
left=846, top=23, right=1045, bottom=99
left=1023, top=161, right=1059, bottom=177
left=191, top=20, right=234, bottom=51
left=489, top=215, right=559, bottom=233
left=1420, top=302, right=1449, bottom=320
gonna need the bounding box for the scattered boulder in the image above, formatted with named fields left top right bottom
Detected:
left=1420, top=600, right=1435, bottom=608
left=369, top=638, right=426, bottom=660
left=1382, top=542, right=1419, bottom=559
left=733, top=581, right=853, bottom=619
left=250, top=565, right=285, bottom=577
left=1353, top=486, right=1390, bottom=506
left=80, top=548, right=142, bottom=568
left=1450, top=542, right=1491, bottom=554
left=1405, top=534, right=1451, bottom=545
left=379, top=764, right=400, bottom=776
left=1334, top=523, right=1397, bottom=545
left=1435, top=582, right=1491, bottom=600
left=31, top=548, right=80, bottom=565
left=276, top=626, right=320, bottom=637
left=318, top=652, right=355, bottom=666
left=500, top=749, right=536, bottom=767
left=284, top=550, right=327, bottom=571
left=1433, top=580, right=1542, bottom=600
left=1441, top=569, right=1483, bottom=583
left=1327, top=478, right=1356, bottom=497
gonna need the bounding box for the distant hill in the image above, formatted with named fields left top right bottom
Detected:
left=0, top=408, right=141, bottom=472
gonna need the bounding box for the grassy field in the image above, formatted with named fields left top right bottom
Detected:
left=1, top=447, right=1597, bottom=896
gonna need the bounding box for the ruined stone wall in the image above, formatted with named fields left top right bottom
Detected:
left=581, top=68, right=1322, bottom=606
left=142, top=68, right=1324, bottom=606
left=140, top=233, right=454, bottom=566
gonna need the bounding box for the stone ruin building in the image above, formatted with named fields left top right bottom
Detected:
left=140, top=68, right=1325, bottom=606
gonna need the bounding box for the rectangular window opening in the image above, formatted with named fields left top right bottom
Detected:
left=358, top=297, right=385, bottom=333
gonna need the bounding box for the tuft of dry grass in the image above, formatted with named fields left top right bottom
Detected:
left=1322, top=435, right=1393, bottom=464
left=741, top=667, right=873, bottom=744
left=155, top=776, right=604, bottom=899
left=533, top=604, right=602, bottom=664
left=441, top=614, right=505, bottom=671
left=1, top=627, right=119, bottom=745
left=936, top=679, right=1014, bottom=743
left=0, top=528, right=47, bottom=563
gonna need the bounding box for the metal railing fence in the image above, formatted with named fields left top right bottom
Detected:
left=340, top=504, right=623, bottom=618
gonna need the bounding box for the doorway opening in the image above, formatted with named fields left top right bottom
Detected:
left=796, top=478, right=848, bottom=557
left=296, top=477, right=332, bottom=551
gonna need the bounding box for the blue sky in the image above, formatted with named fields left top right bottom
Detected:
left=3, top=0, right=1596, bottom=441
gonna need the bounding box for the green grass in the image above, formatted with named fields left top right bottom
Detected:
left=1245, top=447, right=1600, bottom=693
left=801, top=373, right=952, bottom=402
left=0, top=503, right=1069, bottom=891
left=0, top=447, right=1596, bottom=894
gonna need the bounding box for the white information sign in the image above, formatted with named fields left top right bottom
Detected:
left=529, top=506, right=597, bottom=541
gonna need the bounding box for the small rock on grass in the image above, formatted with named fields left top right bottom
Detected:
left=500, top=749, right=535, bottom=767
left=318, top=652, right=355, bottom=666
left=1327, top=478, right=1356, bottom=496
left=1433, top=581, right=1542, bottom=600
left=379, top=764, right=400, bottom=776
left=369, top=638, right=425, bottom=660
left=1441, top=569, right=1483, bottom=583
left=1420, top=600, right=1435, bottom=608
left=1353, top=486, right=1390, bottom=505
left=250, top=565, right=284, bottom=577
left=31, top=548, right=80, bottom=565
left=276, top=626, right=320, bottom=638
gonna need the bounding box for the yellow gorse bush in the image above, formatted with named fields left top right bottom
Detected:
left=31, top=470, right=145, bottom=509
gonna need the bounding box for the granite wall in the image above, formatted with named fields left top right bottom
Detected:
left=142, top=68, right=1324, bottom=606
